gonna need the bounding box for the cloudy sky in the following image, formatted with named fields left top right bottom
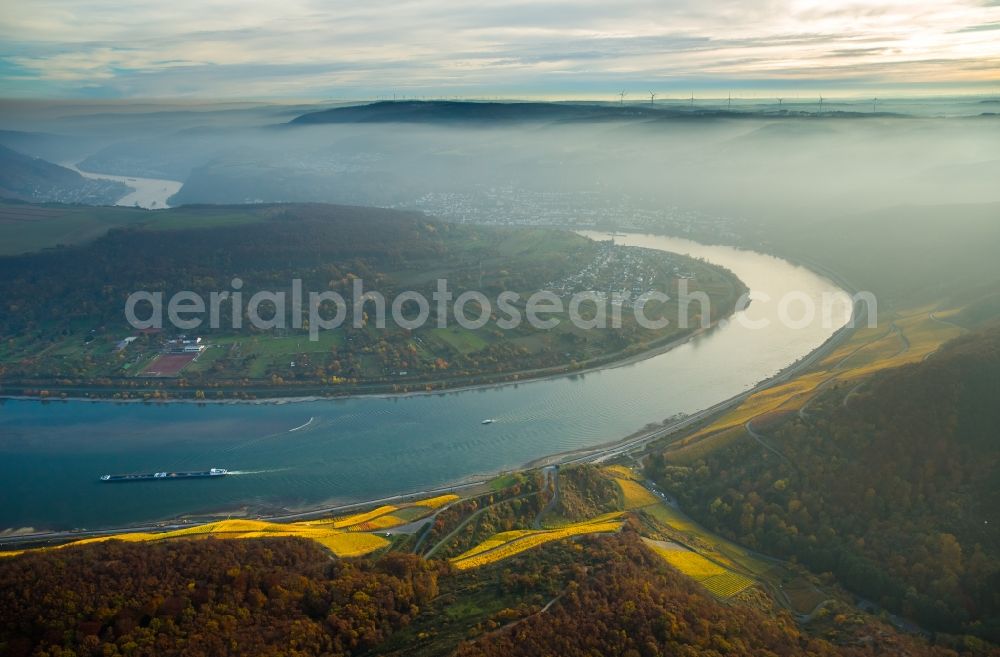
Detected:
left=1, top=0, right=999, bottom=99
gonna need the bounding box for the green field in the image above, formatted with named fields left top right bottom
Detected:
left=428, top=326, right=491, bottom=354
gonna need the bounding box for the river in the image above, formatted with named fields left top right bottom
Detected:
left=0, top=233, right=851, bottom=532
left=64, top=163, right=183, bottom=209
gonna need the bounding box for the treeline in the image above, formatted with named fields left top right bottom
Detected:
left=650, top=326, right=1000, bottom=641
left=3, top=530, right=989, bottom=656
left=0, top=537, right=440, bottom=657
left=0, top=204, right=580, bottom=335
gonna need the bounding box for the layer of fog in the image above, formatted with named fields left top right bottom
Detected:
left=2, top=99, right=998, bottom=299
left=62, top=108, right=998, bottom=227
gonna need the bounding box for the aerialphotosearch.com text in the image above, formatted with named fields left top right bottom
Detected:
left=124, top=277, right=877, bottom=340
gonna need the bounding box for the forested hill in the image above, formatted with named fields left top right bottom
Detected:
left=291, top=100, right=680, bottom=125
left=0, top=145, right=128, bottom=205
left=0, top=203, right=589, bottom=335
left=0, top=531, right=963, bottom=657
left=289, top=100, right=890, bottom=125
left=0, top=538, right=441, bottom=657
left=651, top=325, right=1000, bottom=640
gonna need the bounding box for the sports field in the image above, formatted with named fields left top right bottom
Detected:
left=142, top=352, right=199, bottom=377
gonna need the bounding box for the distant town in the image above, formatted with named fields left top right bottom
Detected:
left=397, top=186, right=746, bottom=244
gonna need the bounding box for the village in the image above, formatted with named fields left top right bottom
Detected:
left=543, top=239, right=696, bottom=306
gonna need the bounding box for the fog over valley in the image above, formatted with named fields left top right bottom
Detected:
left=4, top=97, right=998, bottom=232
left=2, top=2, right=1000, bottom=654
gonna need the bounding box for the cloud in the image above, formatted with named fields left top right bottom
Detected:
left=1, top=0, right=998, bottom=97
left=957, top=21, right=1000, bottom=30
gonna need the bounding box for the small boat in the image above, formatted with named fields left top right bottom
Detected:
left=481, top=418, right=495, bottom=425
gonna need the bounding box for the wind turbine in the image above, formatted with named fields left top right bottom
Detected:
left=872, top=97, right=878, bottom=113
left=728, top=92, right=732, bottom=110
left=777, top=97, right=783, bottom=108
left=818, top=94, right=824, bottom=113
left=689, top=92, right=694, bottom=107
left=618, top=90, right=627, bottom=105
left=649, top=91, right=657, bottom=105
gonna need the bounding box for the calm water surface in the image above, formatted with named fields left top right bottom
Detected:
left=65, top=163, right=182, bottom=209
left=0, top=233, right=850, bottom=531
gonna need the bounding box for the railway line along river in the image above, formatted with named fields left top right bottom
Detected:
left=0, top=232, right=852, bottom=533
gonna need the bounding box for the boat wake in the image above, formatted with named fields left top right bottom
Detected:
left=222, top=420, right=314, bottom=452
left=288, top=417, right=315, bottom=432
left=225, top=468, right=290, bottom=476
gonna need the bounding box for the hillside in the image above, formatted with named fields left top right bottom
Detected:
left=0, top=202, right=743, bottom=398
left=0, top=145, right=128, bottom=204
left=290, top=100, right=892, bottom=126
left=291, top=100, right=678, bottom=125
left=0, top=530, right=969, bottom=657
left=649, top=325, right=1000, bottom=640
left=3, top=460, right=992, bottom=655
left=0, top=537, right=441, bottom=657
left=0, top=129, right=109, bottom=164
left=452, top=533, right=955, bottom=657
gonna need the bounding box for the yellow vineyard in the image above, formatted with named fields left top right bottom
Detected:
left=1, top=492, right=462, bottom=560
left=605, top=468, right=660, bottom=509
left=2, top=518, right=390, bottom=559
left=310, top=505, right=400, bottom=529
left=602, top=464, right=638, bottom=480
left=671, top=305, right=966, bottom=458
left=413, top=493, right=459, bottom=509
left=643, top=539, right=754, bottom=598
left=346, top=514, right=407, bottom=532
left=700, top=572, right=757, bottom=597
left=604, top=468, right=762, bottom=587
left=452, top=529, right=538, bottom=561
left=451, top=513, right=625, bottom=570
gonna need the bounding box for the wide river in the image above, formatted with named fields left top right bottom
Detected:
left=0, top=233, right=850, bottom=532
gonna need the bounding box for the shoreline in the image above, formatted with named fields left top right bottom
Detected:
left=63, top=161, right=183, bottom=210
left=1, top=295, right=860, bottom=546
left=0, top=324, right=720, bottom=407
left=1, top=240, right=748, bottom=406
left=0, top=234, right=860, bottom=544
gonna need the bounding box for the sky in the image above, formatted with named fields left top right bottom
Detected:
left=1, top=0, right=999, bottom=99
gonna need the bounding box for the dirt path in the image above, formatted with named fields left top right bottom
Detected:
left=798, top=321, right=904, bottom=420
left=745, top=419, right=802, bottom=483
left=422, top=491, right=538, bottom=559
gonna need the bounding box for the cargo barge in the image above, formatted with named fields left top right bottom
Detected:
left=99, top=468, right=228, bottom=482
